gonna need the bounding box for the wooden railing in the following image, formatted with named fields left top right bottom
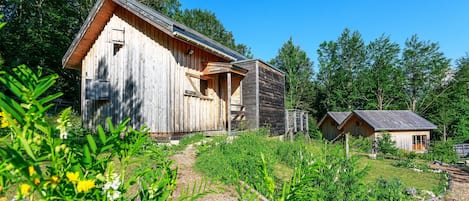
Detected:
left=231, top=104, right=245, bottom=131
left=286, top=109, right=309, bottom=141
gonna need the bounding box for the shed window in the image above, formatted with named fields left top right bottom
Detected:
left=184, top=73, right=212, bottom=99
left=412, top=135, right=427, bottom=151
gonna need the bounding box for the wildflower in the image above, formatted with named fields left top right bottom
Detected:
left=33, top=178, right=40, bottom=186
left=51, top=175, right=59, bottom=184
left=77, top=179, right=95, bottom=193
left=102, top=173, right=121, bottom=201
left=0, top=185, right=2, bottom=192
left=0, top=197, right=6, bottom=201
left=20, top=184, right=31, bottom=195
left=66, top=172, right=79, bottom=183
left=28, top=166, right=36, bottom=176
left=0, top=111, right=8, bottom=128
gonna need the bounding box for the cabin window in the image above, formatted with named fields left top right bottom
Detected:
left=412, top=135, right=427, bottom=151
left=200, top=79, right=208, bottom=96
left=110, top=28, right=124, bottom=55
left=184, top=73, right=212, bottom=99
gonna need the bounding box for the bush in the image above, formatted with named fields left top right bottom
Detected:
left=421, top=140, right=459, bottom=164
left=368, top=177, right=412, bottom=200
left=378, top=133, right=398, bottom=155
left=349, top=135, right=372, bottom=153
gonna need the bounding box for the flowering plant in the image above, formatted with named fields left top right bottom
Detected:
left=0, top=65, right=177, bottom=200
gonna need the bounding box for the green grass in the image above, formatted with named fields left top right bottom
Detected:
left=358, top=156, right=442, bottom=192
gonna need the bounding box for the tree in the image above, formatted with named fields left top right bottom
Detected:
left=401, top=35, right=450, bottom=114
left=317, top=28, right=367, bottom=112
left=270, top=38, right=314, bottom=110
left=363, top=35, right=404, bottom=110
left=175, top=9, right=253, bottom=58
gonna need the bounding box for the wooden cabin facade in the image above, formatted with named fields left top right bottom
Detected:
left=324, top=110, right=437, bottom=152
left=62, top=0, right=286, bottom=135
left=234, top=60, right=286, bottom=135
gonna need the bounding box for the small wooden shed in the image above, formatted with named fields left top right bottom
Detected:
left=338, top=110, right=437, bottom=152
left=62, top=0, right=286, bottom=135
left=233, top=60, right=286, bottom=135
left=317, top=112, right=351, bottom=140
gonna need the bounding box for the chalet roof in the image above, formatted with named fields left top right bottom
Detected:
left=340, top=110, right=437, bottom=131
left=63, top=0, right=246, bottom=69
left=317, top=112, right=351, bottom=127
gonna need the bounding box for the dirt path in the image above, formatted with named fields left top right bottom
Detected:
left=170, top=144, right=238, bottom=201
left=429, top=164, right=469, bottom=201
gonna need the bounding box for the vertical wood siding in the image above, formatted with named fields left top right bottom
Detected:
left=81, top=7, right=228, bottom=133
left=238, top=60, right=286, bottom=134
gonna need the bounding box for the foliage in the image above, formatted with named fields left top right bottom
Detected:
left=392, top=159, right=429, bottom=171
left=421, top=140, right=459, bottom=164
left=0, top=65, right=178, bottom=200
left=362, top=34, right=404, bottom=110
left=349, top=135, right=372, bottom=153
left=367, top=177, right=412, bottom=201
left=270, top=38, right=314, bottom=110
left=317, top=28, right=367, bottom=112
left=377, top=133, right=398, bottom=155
left=401, top=35, right=450, bottom=113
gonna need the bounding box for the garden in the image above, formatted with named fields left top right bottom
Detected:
left=0, top=65, right=457, bottom=200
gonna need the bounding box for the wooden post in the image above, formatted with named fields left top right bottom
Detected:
left=305, top=112, right=310, bottom=143
left=345, top=132, right=349, bottom=159
left=300, top=111, right=304, bottom=132
left=293, top=110, right=297, bottom=133
left=227, top=72, right=231, bottom=136
left=285, top=109, right=289, bottom=136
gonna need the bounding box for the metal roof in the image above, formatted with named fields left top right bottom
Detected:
left=317, top=112, right=351, bottom=127
left=351, top=110, right=437, bottom=131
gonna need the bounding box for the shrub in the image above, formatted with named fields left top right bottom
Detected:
left=392, top=159, right=430, bottom=171
left=368, top=177, right=412, bottom=200
left=421, top=140, right=459, bottom=164
left=377, top=133, right=398, bottom=155
left=0, top=65, right=178, bottom=200
left=349, top=135, right=372, bottom=153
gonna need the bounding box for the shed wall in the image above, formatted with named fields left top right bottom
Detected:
left=82, top=7, right=228, bottom=133
left=319, top=117, right=341, bottom=140
left=237, top=60, right=258, bottom=129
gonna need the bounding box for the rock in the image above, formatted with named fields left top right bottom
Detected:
left=406, top=188, right=417, bottom=196
left=421, top=190, right=436, bottom=198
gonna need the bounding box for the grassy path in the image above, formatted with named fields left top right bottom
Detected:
left=170, top=144, right=238, bottom=201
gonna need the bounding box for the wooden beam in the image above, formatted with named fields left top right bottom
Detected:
left=227, top=72, right=231, bottom=136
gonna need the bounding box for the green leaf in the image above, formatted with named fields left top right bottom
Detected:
left=19, top=136, right=36, bottom=161
left=82, top=144, right=92, bottom=165
left=98, top=125, right=106, bottom=144
left=86, top=135, right=97, bottom=154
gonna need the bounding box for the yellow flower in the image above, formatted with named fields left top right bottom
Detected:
left=0, top=111, right=8, bottom=128
left=33, top=178, right=40, bottom=186
left=77, top=179, right=95, bottom=193
left=51, top=175, right=59, bottom=184
left=20, top=183, right=31, bottom=195
left=66, top=172, right=79, bottom=183
left=0, top=197, right=6, bottom=201
left=28, top=166, right=36, bottom=176
left=0, top=185, right=3, bottom=192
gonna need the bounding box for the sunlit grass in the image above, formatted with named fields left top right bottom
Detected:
left=358, top=156, right=442, bottom=192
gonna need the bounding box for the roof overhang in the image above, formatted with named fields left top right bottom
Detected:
left=203, top=62, right=248, bottom=76
left=62, top=0, right=247, bottom=70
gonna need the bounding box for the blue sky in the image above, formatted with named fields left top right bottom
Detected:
left=180, top=0, right=469, bottom=69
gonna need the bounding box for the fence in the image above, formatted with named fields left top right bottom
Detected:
left=286, top=109, right=309, bottom=141
left=454, top=143, right=469, bottom=158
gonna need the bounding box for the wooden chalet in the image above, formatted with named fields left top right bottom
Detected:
left=319, top=110, right=437, bottom=152
left=62, top=0, right=286, bottom=135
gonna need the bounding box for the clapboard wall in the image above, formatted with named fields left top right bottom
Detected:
left=81, top=7, right=230, bottom=133
left=235, top=60, right=286, bottom=135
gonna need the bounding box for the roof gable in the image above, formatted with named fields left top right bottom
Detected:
left=63, top=0, right=246, bottom=69
left=340, top=110, right=437, bottom=131
left=318, top=112, right=351, bottom=127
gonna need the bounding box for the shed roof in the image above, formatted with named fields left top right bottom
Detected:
left=317, top=112, right=351, bottom=127
left=340, top=110, right=437, bottom=131
left=62, top=0, right=246, bottom=69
